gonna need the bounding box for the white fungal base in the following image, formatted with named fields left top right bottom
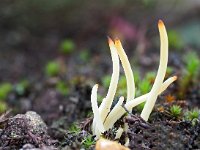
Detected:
left=91, top=20, right=177, bottom=140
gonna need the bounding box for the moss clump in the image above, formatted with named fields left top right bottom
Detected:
left=45, top=61, right=60, bottom=77
left=82, top=135, right=95, bottom=149
left=56, top=81, right=69, bottom=96
left=60, top=39, right=75, bottom=54
left=15, top=80, right=29, bottom=96
left=0, top=83, right=12, bottom=100
left=0, top=101, right=8, bottom=113
left=170, top=105, right=182, bottom=118
left=184, top=109, right=199, bottom=121
left=179, top=51, right=200, bottom=97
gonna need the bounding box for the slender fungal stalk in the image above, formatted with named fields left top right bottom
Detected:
left=141, top=20, right=168, bottom=121
left=91, top=20, right=176, bottom=140
left=104, top=76, right=177, bottom=130
left=99, top=37, right=120, bottom=122
left=91, top=84, right=105, bottom=138
left=115, top=39, right=135, bottom=101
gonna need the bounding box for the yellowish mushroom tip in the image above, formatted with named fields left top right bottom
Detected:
left=95, top=84, right=99, bottom=88
left=107, top=36, right=114, bottom=46
left=114, top=37, right=121, bottom=44
left=114, top=38, right=122, bottom=49
left=158, top=19, right=165, bottom=28
left=173, top=76, right=178, bottom=81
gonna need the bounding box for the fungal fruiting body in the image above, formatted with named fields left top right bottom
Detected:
left=91, top=20, right=177, bottom=139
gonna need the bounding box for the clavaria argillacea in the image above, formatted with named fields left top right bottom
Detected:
left=91, top=20, right=177, bottom=140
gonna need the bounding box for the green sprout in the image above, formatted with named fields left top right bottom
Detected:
left=136, top=102, right=145, bottom=112
left=166, top=67, right=174, bottom=77
left=170, top=105, right=182, bottom=118
left=184, top=109, right=199, bottom=121
left=80, top=49, right=90, bottom=62
left=45, top=61, right=60, bottom=77
left=102, top=75, right=111, bottom=88
left=0, top=83, right=12, bottom=100
left=136, top=72, right=155, bottom=111
left=56, top=81, right=69, bottom=96
left=139, top=78, right=151, bottom=95
left=179, top=52, right=200, bottom=97
left=0, top=101, right=8, bottom=113
left=60, top=39, right=75, bottom=54
left=168, top=30, right=183, bottom=50
left=82, top=135, right=95, bottom=149
left=69, top=123, right=81, bottom=134
left=117, top=76, right=127, bottom=96
left=15, top=80, right=29, bottom=96
left=184, top=52, right=200, bottom=78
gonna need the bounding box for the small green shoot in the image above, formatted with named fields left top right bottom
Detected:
left=168, top=30, right=184, bottom=49
left=136, top=102, right=145, bottom=112
left=170, top=105, right=182, bottom=118
left=184, top=52, right=200, bottom=78
left=15, top=80, right=29, bottom=96
left=45, top=61, right=60, bottom=77
left=0, top=83, right=12, bottom=100
left=117, top=76, right=127, bottom=97
left=102, top=75, right=111, bottom=88
left=60, top=39, right=75, bottom=54
left=184, top=109, right=199, bottom=121
left=184, top=109, right=199, bottom=126
left=82, top=135, right=95, bottom=149
left=56, top=81, right=69, bottom=96
left=69, top=123, right=81, bottom=134
left=80, top=49, right=90, bottom=62
left=137, top=71, right=155, bottom=96
left=0, top=101, right=7, bottom=113
left=179, top=52, right=200, bottom=97
left=166, top=67, right=173, bottom=77
left=139, top=79, right=151, bottom=95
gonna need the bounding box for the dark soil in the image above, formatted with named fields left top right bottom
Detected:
left=0, top=1, right=200, bottom=149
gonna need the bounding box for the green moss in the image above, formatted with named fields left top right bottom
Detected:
left=139, top=79, right=151, bottom=95
left=56, top=81, right=69, bottom=96
left=60, top=39, right=75, bottom=54
left=137, top=72, right=155, bottom=96
left=0, top=83, right=12, bottom=100
left=134, top=70, right=140, bottom=85
left=102, top=75, right=111, bottom=88
left=82, top=135, right=95, bottom=149
left=80, top=49, right=90, bottom=62
left=118, top=75, right=127, bottom=89
left=179, top=52, right=200, bottom=97
left=15, top=80, right=29, bottom=96
left=170, top=105, right=182, bottom=118
left=184, top=109, right=200, bottom=126
left=184, top=109, right=199, bottom=121
left=45, top=61, right=60, bottom=77
left=0, top=101, right=8, bottom=113
left=69, top=123, right=81, bottom=134
left=136, top=102, right=146, bottom=112
left=168, top=30, right=184, bottom=49
left=117, top=76, right=127, bottom=97
left=184, top=52, right=200, bottom=78
left=166, top=67, right=173, bottom=76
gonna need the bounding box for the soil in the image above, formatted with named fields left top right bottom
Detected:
left=0, top=1, right=200, bottom=150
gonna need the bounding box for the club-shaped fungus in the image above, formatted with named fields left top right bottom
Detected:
left=90, top=20, right=177, bottom=140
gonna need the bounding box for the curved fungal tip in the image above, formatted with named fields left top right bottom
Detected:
left=94, top=84, right=99, bottom=88
left=158, top=19, right=164, bottom=28
left=114, top=38, right=122, bottom=47
left=107, top=36, right=114, bottom=45
left=173, top=76, right=178, bottom=81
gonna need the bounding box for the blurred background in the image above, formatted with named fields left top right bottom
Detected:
left=0, top=0, right=199, bottom=123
